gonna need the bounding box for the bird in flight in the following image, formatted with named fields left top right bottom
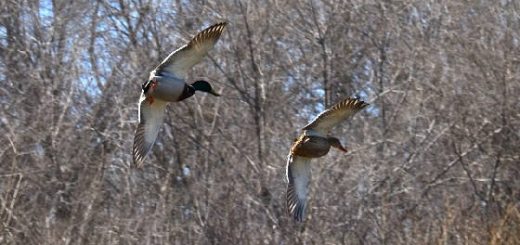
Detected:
left=286, top=97, right=368, bottom=222
left=133, top=22, right=227, bottom=167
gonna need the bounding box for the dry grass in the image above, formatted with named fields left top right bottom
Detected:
left=490, top=205, right=520, bottom=245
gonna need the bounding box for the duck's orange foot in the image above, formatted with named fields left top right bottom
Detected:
left=147, top=96, right=155, bottom=105
left=151, top=80, right=158, bottom=90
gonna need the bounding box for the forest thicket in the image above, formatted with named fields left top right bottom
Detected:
left=1, top=0, right=519, bottom=244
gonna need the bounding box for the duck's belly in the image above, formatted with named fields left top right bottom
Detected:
left=152, top=79, right=185, bottom=102
left=291, top=136, right=331, bottom=158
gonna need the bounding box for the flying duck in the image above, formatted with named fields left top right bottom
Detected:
left=133, top=22, right=227, bottom=167
left=286, top=97, right=369, bottom=222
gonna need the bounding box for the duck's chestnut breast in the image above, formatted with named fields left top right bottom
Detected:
left=291, top=136, right=331, bottom=158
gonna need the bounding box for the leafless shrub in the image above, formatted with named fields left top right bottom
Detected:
left=0, top=0, right=519, bottom=244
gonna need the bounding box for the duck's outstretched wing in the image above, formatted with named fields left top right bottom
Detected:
left=303, top=97, right=369, bottom=135
left=155, top=22, right=227, bottom=79
left=132, top=94, right=168, bottom=168
left=286, top=154, right=312, bottom=222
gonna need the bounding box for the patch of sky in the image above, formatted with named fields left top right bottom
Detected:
left=406, top=4, right=438, bottom=33
left=361, top=96, right=379, bottom=117
left=296, top=84, right=325, bottom=122
left=76, top=40, right=110, bottom=97
left=71, top=15, right=114, bottom=98
left=39, top=0, right=54, bottom=27
left=0, top=26, right=7, bottom=47
left=351, top=59, right=380, bottom=117
left=0, top=68, right=5, bottom=82
left=283, top=74, right=296, bottom=92
left=79, top=73, right=102, bottom=98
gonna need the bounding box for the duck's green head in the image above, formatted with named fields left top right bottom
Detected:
left=192, top=80, right=220, bottom=96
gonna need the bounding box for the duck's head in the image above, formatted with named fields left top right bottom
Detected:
left=327, top=137, right=348, bottom=153
left=192, top=80, right=220, bottom=96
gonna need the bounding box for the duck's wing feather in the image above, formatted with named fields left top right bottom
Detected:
left=286, top=154, right=312, bottom=222
left=132, top=94, right=168, bottom=168
left=303, top=97, right=369, bottom=135
left=155, top=22, right=227, bottom=79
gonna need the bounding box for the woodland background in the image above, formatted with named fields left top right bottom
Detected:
left=1, top=0, right=519, bottom=244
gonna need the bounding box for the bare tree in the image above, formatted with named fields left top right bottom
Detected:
left=1, top=0, right=519, bottom=244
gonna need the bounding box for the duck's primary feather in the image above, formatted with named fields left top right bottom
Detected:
left=155, top=22, right=227, bottom=79
left=303, top=98, right=368, bottom=135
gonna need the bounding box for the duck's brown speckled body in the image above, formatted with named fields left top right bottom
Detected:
left=286, top=97, right=369, bottom=222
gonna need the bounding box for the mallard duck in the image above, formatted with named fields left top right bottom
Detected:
left=286, top=97, right=369, bottom=222
left=133, top=22, right=227, bottom=167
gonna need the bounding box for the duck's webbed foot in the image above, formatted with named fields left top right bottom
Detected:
left=147, top=96, right=155, bottom=104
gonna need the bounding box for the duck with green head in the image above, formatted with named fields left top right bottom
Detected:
left=133, top=22, right=227, bottom=168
